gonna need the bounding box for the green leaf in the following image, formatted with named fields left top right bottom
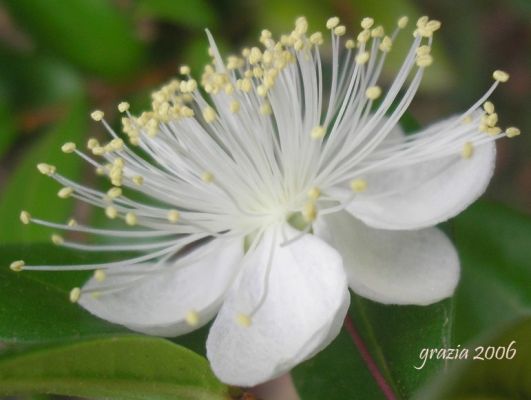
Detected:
left=452, top=201, right=531, bottom=343
left=293, top=295, right=453, bottom=399
left=135, top=0, right=216, bottom=29
left=0, top=99, right=88, bottom=244
left=414, top=317, right=531, bottom=400
left=0, top=98, right=17, bottom=158
left=0, top=244, right=128, bottom=343
left=0, top=336, right=229, bottom=399
left=4, top=0, right=144, bottom=78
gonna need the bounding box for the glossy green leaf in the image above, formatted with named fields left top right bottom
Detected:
left=4, top=0, right=144, bottom=78
left=0, top=336, right=229, bottom=399
left=452, top=201, right=531, bottom=343
left=293, top=295, right=452, bottom=399
left=414, top=317, right=531, bottom=400
left=0, top=244, right=128, bottom=343
left=0, top=99, right=87, bottom=243
left=135, top=0, right=216, bottom=28
left=0, top=98, right=17, bottom=158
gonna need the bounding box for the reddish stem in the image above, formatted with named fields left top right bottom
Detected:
left=343, top=315, right=397, bottom=400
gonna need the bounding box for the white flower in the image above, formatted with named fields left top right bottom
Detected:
left=12, top=16, right=519, bottom=386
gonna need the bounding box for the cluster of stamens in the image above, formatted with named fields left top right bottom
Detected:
left=9, top=15, right=521, bottom=329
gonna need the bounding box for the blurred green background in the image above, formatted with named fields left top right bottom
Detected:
left=0, top=0, right=529, bottom=244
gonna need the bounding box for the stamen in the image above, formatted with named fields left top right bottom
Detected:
left=118, top=102, right=130, bottom=113
left=20, top=211, right=31, bottom=224
left=350, top=178, right=368, bottom=192
left=51, top=234, right=64, bottom=245
left=235, top=313, right=252, bottom=327
left=302, top=202, right=317, bottom=222
left=90, top=110, right=104, bottom=122
left=307, top=187, right=321, bottom=200
left=185, top=310, right=200, bottom=327
left=492, top=70, right=509, bottom=82
left=61, top=142, right=76, bottom=153
left=461, top=142, right=474, bottom=159
left=167, top=209, right=180, bottom=223
left=506, top=127, right=521, bottom=138
left=94, top=269, right=106, bottom=282
left=37, top=163, right=56, bottom=176
left=58, top=187, right=74, bottom=199
left=10, top=260, right=24, bottom=272
left=69, top=287, right=81, bottom=303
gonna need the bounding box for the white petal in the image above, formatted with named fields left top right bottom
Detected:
left=346, top=120, right=496, bottom=230
left=206, top=225, right=348, bottom=386
left=315, top=211, right=459, bottom=305
left=79, top=237, right=243, bottom=337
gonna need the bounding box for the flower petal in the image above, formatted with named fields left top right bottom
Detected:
left=314, top=211, right=459, bottom=305
left=206, top=225, right=348, bottom=386
left=345, top=119, right=496, bottom=230
left=79, top=237, right=243, bottom=337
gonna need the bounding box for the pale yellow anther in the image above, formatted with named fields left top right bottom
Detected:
left=179, top=65, right=191, bottom=75
left=355, top=51, right=370, bottom=65
left=68, top=218, right=77, bottom=227
left=326, top=17, right=340, bottom=30
left=20, top=211, right=31, bottom=225
left=483, top=101, right=495, bottom=114
left=506, top=127, right=521, bottom=138
left=125, top=212, right=137, bottom=226
left=493, top=70, right=509, bottom=82
left=360, top=17, right=374, bottom=30
left=311, top=126, right=326, bottom=139
left=51, top=234, right=64, bottom=245
left=202, top=107, right=217, bottom=123
left=416, top=45, right=431, bottom=56
left=61, top=142, right=76, bottom=153
left=87, top=138, right=99, bottom=150
left=416, top=54, right=433, bottom=68
left=186, top=79, right=198, bottom=92
left=110, top=138, right=124, bottom=151
left=201, top=171, right=214, bottom=183
left=167, top=209, right=180, bottom=223
left=249, top=47, right=262, bottom=64
left=398, top=16, right=409, bottom=29
left=240, top=78, right=253, bottom=92
left=58, top=187, right=74, bottom=199
left=37, top=163, right=56, bottom=176
left=302, top=202, right=317, bottom=222
left=371, top=26, right=384, bottom=38
left=310, top=32, right=323, bottom=45
left=417, top=16, right=429, bottom=27
left=258, top=101, right=271, bottom=115
left=185, top=310, right=200, bottom=327
left=10, top=260, right=24, bottom=272
left=426, top=20, right=441, bottom=32
left=461, top=142, right=474, bottom=159
left=486, top=113, right=498, bottom=127
left=257, top=85, right=268, bottom=97
left=235, top=313, right=252, bottom=327
left=345, top=39, right=356, bottom=49
left=94, top=269, right=106, bottom=282
left=96, top=166, right=106, bottom=176
left=365, top=86, right=382, bottom=100
left=69, top=287, right=81, bottom=303
left=92, top=146, right=105, bottom=156
left=229, top=100, right=240, bottom=113
left=224, top=83, right=235, bottom=95
left=118, top=102, right=130, bottom=113
left=486, top=126, right=502, bottom=136
left=90, top=110, right=104, bottom=121
left=334, top=25, right=346, bottom=36
left=379, top=36, right=392, bottom=52
left=105, top=206, right=118, bottom=220
left=107, top=187, right=122, bottom=199
left=357, top=29, right=371, bottom=44
left=307, top=186, right=321, bottom=200
left=350, top=178, right=368, bottom=192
